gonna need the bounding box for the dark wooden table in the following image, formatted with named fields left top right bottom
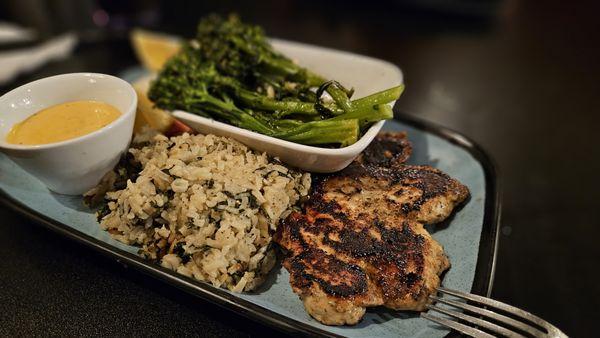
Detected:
left=1, top=1, right=598, bottom=336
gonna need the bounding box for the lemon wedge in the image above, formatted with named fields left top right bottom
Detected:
left=132, top=78, right=193, bottom=136
left=130, top=29, right=182, bottom=72
left=132, top=78, right=173, bottom=132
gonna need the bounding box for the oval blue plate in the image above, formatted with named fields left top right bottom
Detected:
left=0, top=112, right=499, bottom=337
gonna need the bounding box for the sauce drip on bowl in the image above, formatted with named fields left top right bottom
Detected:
left=6, top=100, right=121, bottom=145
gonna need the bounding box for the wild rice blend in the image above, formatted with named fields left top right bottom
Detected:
left=86, top=132, right=310, bottom=292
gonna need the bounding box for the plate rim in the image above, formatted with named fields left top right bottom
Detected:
left=0, top=111, right=501, bottom=337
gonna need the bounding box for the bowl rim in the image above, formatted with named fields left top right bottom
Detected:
left=0, top=72, right=137, bottom=151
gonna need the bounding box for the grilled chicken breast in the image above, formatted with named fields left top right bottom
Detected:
left=274, top=132, right=469, bottom=325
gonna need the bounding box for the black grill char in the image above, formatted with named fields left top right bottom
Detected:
left=274, top=132, right=470, bottom=326
left=355, top=131, right=412, bottom=168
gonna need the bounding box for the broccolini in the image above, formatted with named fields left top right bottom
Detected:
left=148, top=14, right=404, bottom=147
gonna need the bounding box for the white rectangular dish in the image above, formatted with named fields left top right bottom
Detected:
left=163, top=38, right=404, bottom=172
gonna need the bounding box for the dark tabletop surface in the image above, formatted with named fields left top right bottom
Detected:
left=1, top=1, right=599, bottom=337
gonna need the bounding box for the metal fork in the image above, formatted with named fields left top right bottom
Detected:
left=421, top=287, right=568, bottom=338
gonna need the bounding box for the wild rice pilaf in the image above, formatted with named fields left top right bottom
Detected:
left=85, top=132, right=311, bottom=292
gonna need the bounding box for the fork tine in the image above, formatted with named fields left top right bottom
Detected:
left=427, top=303, right=526, bottom=338
left=421, top=312, right=495, bottom=338
left=437, top=288, right=568, bottom=338
left=431, top=295, right=545, bottom=337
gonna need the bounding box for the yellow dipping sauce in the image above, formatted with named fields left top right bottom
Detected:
left=6, top=100, right=121, bottom=145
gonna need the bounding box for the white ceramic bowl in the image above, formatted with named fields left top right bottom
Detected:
left=0, top=73, right=137, bottom=195
left=157, top=38, right=403, bottom=173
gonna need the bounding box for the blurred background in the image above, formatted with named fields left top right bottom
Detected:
left=1, top=0, right=598, bottom=336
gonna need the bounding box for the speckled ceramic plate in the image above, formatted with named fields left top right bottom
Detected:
left=0, top=112, right=499, bottom=337
left=0, top=40, right=499, bottom=337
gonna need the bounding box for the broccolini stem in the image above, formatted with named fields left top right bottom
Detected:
left=186, top=94, right=275, bottom=135
left=330, top=103, right=394, bottom=128
left=272, top=119, right=359, bottom=146
left=272, top=119, right=304, bottom=129
left=275, top=102, right=344, bottom=118
left=234, top=87, right=317, bottom=115
left=317, top=85, right=402, bottom=127
left=350, top=84, right=404, bottom=113
left=326, top=85, right=353, bottom=113
left=260, top=57, right=303, bottom=78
